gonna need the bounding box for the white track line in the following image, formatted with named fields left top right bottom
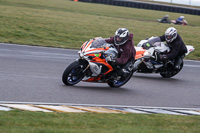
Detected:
left=0, top=101, right=199, bottom=110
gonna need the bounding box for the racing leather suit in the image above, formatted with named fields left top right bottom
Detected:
left=148, top=34, right=187, bottom=69
left=105, top=33, right=136, bottom=65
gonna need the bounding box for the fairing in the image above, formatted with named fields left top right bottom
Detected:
left=78, top=37, right=118, bottom=82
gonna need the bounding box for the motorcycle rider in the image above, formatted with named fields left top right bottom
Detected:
left=146, top=27, right=187, bottom=70
left=160, top=15, right=170, bottom=23
left=105, top=28, right=136, bottom=75
left=175, top=16, right=185, bottom=25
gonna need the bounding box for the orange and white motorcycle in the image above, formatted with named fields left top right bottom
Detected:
left=62, top=37, right=134, bottom=87
left=133, top=38, right=195, bottom=78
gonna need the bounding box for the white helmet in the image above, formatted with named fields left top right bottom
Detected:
left=165, top=27, right=177, bottom=43
left=180, top=16, right=184, bottom=19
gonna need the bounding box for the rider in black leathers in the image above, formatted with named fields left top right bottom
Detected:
left=146, top=27, right=187, bottom=70
left=160, top=15, right=170, bottom=23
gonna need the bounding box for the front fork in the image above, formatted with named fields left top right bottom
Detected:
left=77, top=58, right=90, bottom=75
left=82, top=64, right=90, bottom=73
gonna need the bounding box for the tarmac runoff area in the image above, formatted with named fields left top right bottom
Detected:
left=0, top=102, right=200, bottom=115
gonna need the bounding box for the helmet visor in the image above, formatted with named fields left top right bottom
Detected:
left=166, top=35, right=173, bottom=40
left=116, top=36, right=123, bottom=42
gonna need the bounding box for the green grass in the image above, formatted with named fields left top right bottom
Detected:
left=0, top=1, right=199, bottom=131
left=0, top=0, right=200, bottom=60
left=0, top=110, right=200, bottom=133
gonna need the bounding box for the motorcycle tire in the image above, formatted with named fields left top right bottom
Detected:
left=107, top=70, right=134, bottom=88
left=160, top=62, right=183, bottom=78
left=62, top=61, right=85, bottom=86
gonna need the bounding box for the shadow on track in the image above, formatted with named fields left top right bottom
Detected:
left=71, top=85, right=129, bottom=91
left=61, top=83, right=135, bottom=94
left=132, top=74, right=184, bottom=83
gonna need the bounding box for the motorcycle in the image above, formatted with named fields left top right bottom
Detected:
left=170, top=20, right=188, bottom=25
left=133, top=37, right=195, bottom=78
left=62, top=37, right=134, bottom=87
left=157, top=19, right=188, bottom=25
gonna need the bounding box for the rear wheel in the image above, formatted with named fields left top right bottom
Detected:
left=108, top=70, right=134, bottom=88
left=62, top=61, right=85, bottom=86
left=160, top=62, right=183, bottom=78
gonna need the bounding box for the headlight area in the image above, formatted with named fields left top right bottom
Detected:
left=78, top=54, right=93, bottom=61
left=78, top=51, right=97, bottom=61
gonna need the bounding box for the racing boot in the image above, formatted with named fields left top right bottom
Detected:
left=119, top=61, right=134, bottom=78
left=174, top=57, right=183, bottom=70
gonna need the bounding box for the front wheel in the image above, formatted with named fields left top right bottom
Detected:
left=107, top=70, right=134, bottom=88
left=160, top=62, right=183, bottom=78
left=62, top=61, right=85, bottom=86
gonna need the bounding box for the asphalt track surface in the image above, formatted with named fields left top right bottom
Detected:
left=0, top=43, right=200, bottom=108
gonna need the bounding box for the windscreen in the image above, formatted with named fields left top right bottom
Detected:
left=90, top=37, right=107, bottom=48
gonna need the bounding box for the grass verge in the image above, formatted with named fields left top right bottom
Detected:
left=0, top=110, right=200, bottom=133
left=0, top=0, right=199, bottom=60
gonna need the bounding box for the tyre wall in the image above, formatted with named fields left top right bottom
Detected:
left=76, top=0, right=200, bottom=15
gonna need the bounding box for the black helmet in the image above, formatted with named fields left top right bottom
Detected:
left=114, top=28, right=129, bottom=45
